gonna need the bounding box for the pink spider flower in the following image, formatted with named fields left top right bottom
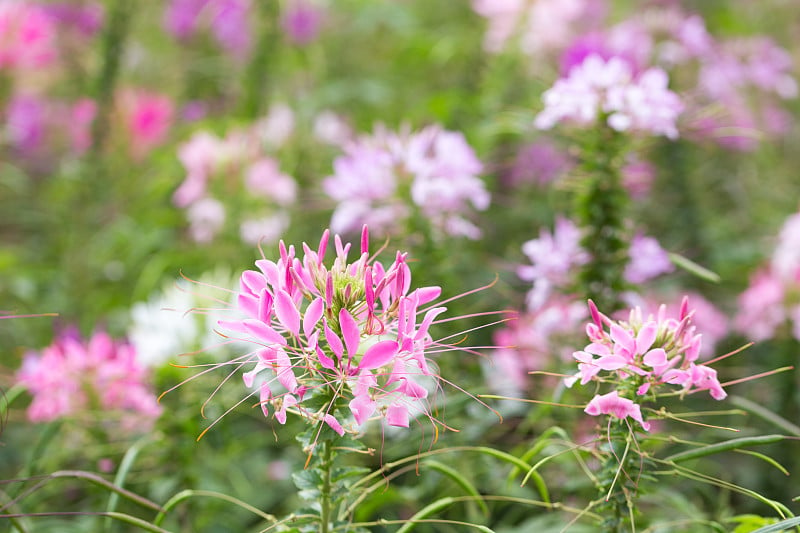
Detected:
left=16, top=329, right=162, bottom=431
left=209, top=226, right=486, bottom=437
left=0, top=1, right=57, bottom=71
left=567, top=297, right=727, bottom=431
left=119, top=89, right=175, bottom=160
left=535, top=54, right=683, bottom=138
left=323, top=124, right=489, bottom=240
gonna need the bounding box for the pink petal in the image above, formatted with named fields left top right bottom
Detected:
left=274, top=289, right=300, bottom=336
left=359, top=340, right=399, bottom=370
left=324, top=320, right=344, bottom=360
left=276, top=348, right=298, bottom=393
left=643, top=348, right=667, bottom=368
left=386, top=404, right=409, bottom=427
left=414, top=307, right=446, bottom=341
left=636, top=322, right=658, bottom=353
left=242, top=319, right=288, bottom=346
left=323, top=414, right=345, bottom=436
left=610, top=324, right=636, bottom=354
left=259, top=383, right=272, bottom=416
left=350, top=394, right=376, bottom=425
left=339, top=308, right=360, bottom=357
left=416, top=286, right=442, bottom=305
left=303, top=297, right=324, bottom=338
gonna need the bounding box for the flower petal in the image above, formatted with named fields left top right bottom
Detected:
left=339, top=308, right=360, bottom=357
left=274, top=289, right=300, bottom=337
left=359, top=339, right=399, bottom=370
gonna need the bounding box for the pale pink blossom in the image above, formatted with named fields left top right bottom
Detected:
left=517, top=217, right=588, bottom=310
left=472, top=0, right=604, bottom=57
left=535, top=54, right=683, bottom=138
left=624, top=234, right=674, bottom=284
left=566, top=297, right=727, bottom=425
left=16, top=329, right=162, bottom=430
left=187, top=197, right=226, bottom=243
left=324, top=125, right=489, bottom=239
left=244, top=158, right=297, bottom=205
left=239, top=214, right=289, bottom=246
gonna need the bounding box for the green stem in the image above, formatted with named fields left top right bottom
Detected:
left=595, top=421, right=641, bottom=533
left=89, top=0, right=134, bottom=157
left=239, top=1, right=280, bottom=119
left=319, top=440, right=333, bottom=533
left=574, top=126, right=630, bottom=313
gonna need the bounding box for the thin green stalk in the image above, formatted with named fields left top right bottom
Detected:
left=319, top=440, right=333, bottom=533
left=574, top=126, right=630, bottom=313
left=89, top=0, right=134, bottom=156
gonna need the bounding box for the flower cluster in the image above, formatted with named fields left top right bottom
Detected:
left=16, top=329, right=162, bottom=429
left=172, top=103, right=297, bottom=244
left=323, top=124, right=490, bottom=240
left=534, top=54, right=684, bottom=138
left=0, top=1, right=58, bottom=72
left=163, top=0, right=252, bottom=58
left=567, top=298, right=727, bottom=431
left=219, top=227, right=458, bottom=434
left=735, top=210, right=800, bottom=341
left=556, top=5, right=797, bottom=150
left=471, top=0, right=602, bottom=57
left=517, top=217, right=673, bottom=310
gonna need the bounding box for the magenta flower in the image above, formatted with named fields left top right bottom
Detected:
left=210, top=227, right=478, bottom=435
left=163, top=0, right=252, bottom=58
left=281, top=0, right=324, bottom=46
left=323, top=124, right=489, bottom=240
left=119, top=89, right=175, bottom=160
left=16, top=329, right=162, bottom=430
left=0, top=1, right=57, bottom=71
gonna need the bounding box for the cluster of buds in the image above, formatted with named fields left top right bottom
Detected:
left=219, top=227, right=450, bottom=435
left=566, top=297, right=726, bottom=431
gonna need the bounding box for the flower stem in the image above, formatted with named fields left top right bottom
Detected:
left=319, top=440, right=333, bottom=533
left=574, top=127, right=630, bottom=313
left=595, top=421, right=641, bottom=533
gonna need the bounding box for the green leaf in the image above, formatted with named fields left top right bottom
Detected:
left=747, top=516, right=800, bottom=532
left=664, top=435, right=787, bottom=463
left=424, top=460, right=489, bottom=516
left=668, top=253, right=721, bottom=283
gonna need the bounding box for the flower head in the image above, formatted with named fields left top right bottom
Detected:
left=535, top=54, right=683, bottom=138
left=567, top=297, right=727, bottom=431
left=323, top=125, right=489, bottom=240
left=215, top=227, right=475, bottom=435
left=16, top=329, right=162, bottom=430
left=0, top=1, right=57, bottom=71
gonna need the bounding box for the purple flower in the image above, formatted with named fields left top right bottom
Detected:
left=624, top=234, right=674, bottom=284
left=281, top=0, right=324, bottom=46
